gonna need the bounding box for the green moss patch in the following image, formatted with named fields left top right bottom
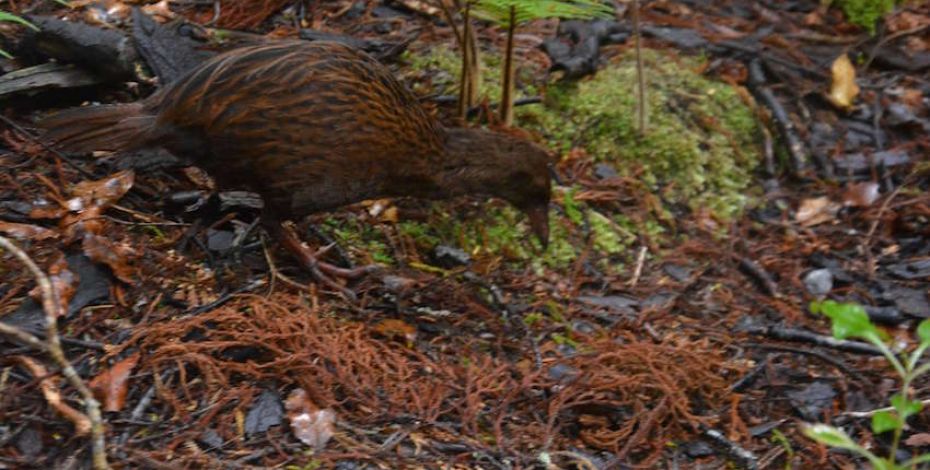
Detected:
left=521, top=49, right=761, bottom=220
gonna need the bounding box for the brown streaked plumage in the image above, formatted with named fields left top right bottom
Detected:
left=40, top=41, right=553, bottom=296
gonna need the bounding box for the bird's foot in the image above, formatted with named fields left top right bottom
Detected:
left=273, top=222, right=381, bottom=301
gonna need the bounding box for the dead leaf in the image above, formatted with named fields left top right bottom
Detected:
left=365, top=199, right=394, bottom=221
left=82, top=234, right=137, bottom=285
left=61, top=204, right=105, bottom=240
left=29, top=256, right=78, bottom=314
left=182, top=167, right=215, bottom=190
left=796, top=197, right=840, bottom=227
left=905, top=432, right=930, bottom=447
left=141, top=0, right=175, bottom=20
left=0, top=221, right=57, bottom=240
left=29, top=203, right=66, bottom=220
left=842, top=182, right=880, bottom=207
left=89, top=353, right=140, bottom=412
left=886, top=11, right=930, bottom=33
left=827, top=54, right=860, bottom=110
left=285, top=389, right=335, bottom=450
left=72, top=170, right=134, bottom=208
left=372, top=319, right=417, bottom=345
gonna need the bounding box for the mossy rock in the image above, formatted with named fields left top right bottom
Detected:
left=331, top=45, right=762, bottom=272
left=520, top=49, right=761, bottom=220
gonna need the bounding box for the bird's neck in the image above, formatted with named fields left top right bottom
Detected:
left=432, top=127, right=503, bottom=199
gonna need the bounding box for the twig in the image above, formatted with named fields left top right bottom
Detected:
left=0, top=114, right=95, bottom=179
left=736, top=256, right=779, bottom=298
left=742, top=324, right=883, bottom=356
left=0, top=322, right=47, bottom=351
left=840, top=399, right=930, bottom=418
left=744, top=342, right=860, bottom=378
left=863, top=24, right=930, bottom=70
left=260, top=234, right=312, bottom=292
left=547, top=451, right=599, bottom=470
left=861, top=183, right=904, bottom=276
left=747, top=60, right=808, bottom=177
left=0, top=236, right=109, bottom=469
left=628, top=245, right=647, bottom=286
left=702, top=428, right=759, bottom=470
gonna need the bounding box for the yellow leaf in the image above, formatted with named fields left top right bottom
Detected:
left=828, top=54, right=859, bottom=110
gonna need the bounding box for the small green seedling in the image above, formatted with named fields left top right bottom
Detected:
left=805, top=300, right=930, bottom=470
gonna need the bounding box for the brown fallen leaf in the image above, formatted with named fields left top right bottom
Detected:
left=796, top=196, right=840, bottom=227
left=29, top=203, right=67, bottom=220
left=285, top=388, right=335, bottom=450
left=82, top=234, right=137, bottom=285
left=89, top=353, right=140, bottom=412
left=827, top=54, right=860, bottom=110
left=905, top=432, right=930, bottom=447
left=842, top=182, right=880, bottom=207
left=29, top=256, right=78, bottom=315
left=141, top=0, right=175, bottom=21
left=60, top=204, right=105, bottom=240
left=372, top=318, right=417, bottom=345
left=72, top=170, right=134, bottom=208
left=0, top=221, right=57, bottom=240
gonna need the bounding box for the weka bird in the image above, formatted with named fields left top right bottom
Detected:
left=40, top=41, right=553, bottom=298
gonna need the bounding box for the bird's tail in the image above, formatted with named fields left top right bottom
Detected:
left=38, top=103, right=156, bottom=153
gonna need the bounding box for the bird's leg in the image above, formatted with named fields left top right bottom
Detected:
left=266, top=220, right=379, bottom=300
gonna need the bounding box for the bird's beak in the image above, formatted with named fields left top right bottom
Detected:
left=525, top=204, right=550, bottom=249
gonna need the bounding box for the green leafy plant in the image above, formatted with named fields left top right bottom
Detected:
left=805, top=300, right=930, bottom=470
left=471, top=0, right=613, bottom=125
left=829, top=0, right=899, bottom=34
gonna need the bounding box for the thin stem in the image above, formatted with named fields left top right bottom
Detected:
left=0, top=236, right=109, bottom=469
left=912, top=362, right=930, bottom=379
left=906, top=342, right=929, bottom=371
left=867, top=332, right=907, bottom=378
left=903, top=453, right=930, bottom=467
left=457, top=2, right=471, bottom=120
left=632, top=0, right=647, bottom=135
left=500, top=5, right=516, bottom=126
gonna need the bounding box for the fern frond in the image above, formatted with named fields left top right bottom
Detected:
left=473, top=0, right=613, bottom=27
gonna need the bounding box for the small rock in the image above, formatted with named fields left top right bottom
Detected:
left=803, top=269, right=833, bottom=298
left=433, top=245, right=470, bottom=268
left=593, top=163, right=617, bottom=179
left=245, top=390, right=284, bottom=436
left=748, top=421, right=782, bottom=437
left=15, top=427, right=42, bottom=457
left=381, top=275, right=417, bottom=293
left=206, top=229, right=235, bottom=253
left=577, top=295, right=639, bottom=311
left=682, top=440, right=714, bottom=458
left=788, top=381, right=836, bottom=421
left=571, top=320, right=598, bottom=335
left=662, top=264, right=692, bottom=282
left=547, top=363, right=581, bottom=382
left=198, top=428, right=224, bottom=450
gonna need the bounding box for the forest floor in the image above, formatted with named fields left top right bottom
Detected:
left=1, top=0, right=929, bottom=468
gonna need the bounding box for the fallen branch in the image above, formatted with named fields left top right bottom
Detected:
left=742, top=324, right=883, bottom=356
left=0, top=236, right=109, bottom=469
left=840, top=398, right=930, bottom=419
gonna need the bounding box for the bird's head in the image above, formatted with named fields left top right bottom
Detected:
left=444, top=128, right=555, bottom=248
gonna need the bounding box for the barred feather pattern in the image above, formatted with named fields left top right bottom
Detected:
left=39, top=41, right=552, bottom=232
